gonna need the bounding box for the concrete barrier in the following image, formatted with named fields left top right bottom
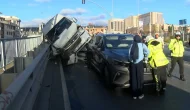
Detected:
left=34, top=48, right=40, bottom=57
left=27, top=51, right=35, bottom=58
left=0, top=73, right=17, bottom=93
left=14, top=57, right=33, bottom=74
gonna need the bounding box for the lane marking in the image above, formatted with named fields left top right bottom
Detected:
left=59, top=59, right=71, bottom=110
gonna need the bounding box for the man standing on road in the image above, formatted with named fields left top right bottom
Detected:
left=155, top=33, right=164, bottom=48
left=129, top=35, right=149, bottom=99
left=146, top=36, right=169, bottom=95
left=168, top=32, right=185, bottom=81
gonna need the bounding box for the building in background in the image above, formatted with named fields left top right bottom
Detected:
left=84, top=25, right=107, bottom=36
left=108, top=12, right=165, bottom=35
left=124, top=16, right=138, bottom=33
left=39, top=23, right=45, bottom=33
left=0, top=15, right=21, bottom=38
left=20, top=27, right=39, bottom=36
left=107, top=18, right=124, bottom=34
left=125, top=12, right=165, bottom=35
left=20, top=23, right=44, bottom=36
left=138, top=12, right=164, bottom=35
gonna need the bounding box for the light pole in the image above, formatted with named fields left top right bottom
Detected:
left=82, top=0, right=113, bottom=18
left=149, top=12, right=152, bottom=36
left=111, top=0, right=114, bottom=18
left=82, top=0, right=114, bottom=34
left=137, top=0, right=140, bottom=34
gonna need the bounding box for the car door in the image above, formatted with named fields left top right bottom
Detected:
left=93, top=38, right=105, bottom=71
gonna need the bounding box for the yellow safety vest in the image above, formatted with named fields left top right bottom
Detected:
left=168, top=39, right=184, bottom=57
left=148, top=40, right=169, bottom=68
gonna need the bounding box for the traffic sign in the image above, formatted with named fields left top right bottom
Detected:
left=179, top=19, right=187, bottom=25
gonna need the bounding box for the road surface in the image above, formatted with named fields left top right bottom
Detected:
left=64, top=59, right=190, bottom=110
left=33, top=45, right=190, bottom=110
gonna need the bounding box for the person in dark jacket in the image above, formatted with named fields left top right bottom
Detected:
left=129, top=35, right=149, bottom=99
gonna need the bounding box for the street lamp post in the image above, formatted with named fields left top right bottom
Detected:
left=112, top=0, right=114, bottom=18
left=137, top=0, right=141, bottom=34
left=82, top=0, right=114, bottom=34
left=82, top=0, right=113, bottom=18
left=149, top=12, right=152, bottom=36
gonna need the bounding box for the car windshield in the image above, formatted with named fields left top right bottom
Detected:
left=104, top=35, right=133, bottom=49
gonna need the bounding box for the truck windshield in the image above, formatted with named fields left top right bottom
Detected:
left=46, top=17, right=72, bottom=42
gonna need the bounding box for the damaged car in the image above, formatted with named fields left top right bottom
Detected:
left=86, top=34, right=153, bottom=88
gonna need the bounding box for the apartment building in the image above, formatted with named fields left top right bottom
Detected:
left=124, top=16, right=138, bottom=31
left=125, top=12, right=164, bottom=34
left=108, top=12, right=165, bottom=34
left=20, top=27, right=39, bottom=36
left=107, top=18, right=125, bottom=34
left=84, top=26, right=107, bottom=36
left=138, top=12, right=164, bottom=25
left=20, top=23, right=45, bottom=36
left=0, top=16, right=21, bottom=38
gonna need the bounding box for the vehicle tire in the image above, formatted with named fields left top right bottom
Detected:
left=104, top=66, right=115, bottom=89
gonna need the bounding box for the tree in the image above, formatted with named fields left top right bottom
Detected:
left=168, top=26, right=173, bottom=37
left=168, top=26, right=172, bottom=32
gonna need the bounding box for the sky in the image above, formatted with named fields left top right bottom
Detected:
left=0, top=0, right=190, bottom=27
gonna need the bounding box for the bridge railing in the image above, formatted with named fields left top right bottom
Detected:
left=0, top=35, right=43, bottom=71
left=0, top=43, right=50, bottom=110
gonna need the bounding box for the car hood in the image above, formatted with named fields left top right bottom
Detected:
left=103, top=49, right=129, bottom=62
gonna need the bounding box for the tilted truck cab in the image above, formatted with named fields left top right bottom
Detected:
left=42, top=14, right=91, bottom=65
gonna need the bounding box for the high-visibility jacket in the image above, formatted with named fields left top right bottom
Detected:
left=148, top=40, right=169, bottom=68
left=168, top=39, right=184, bottom=57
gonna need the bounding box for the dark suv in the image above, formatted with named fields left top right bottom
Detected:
left=86, top=34, right=153, bottom=88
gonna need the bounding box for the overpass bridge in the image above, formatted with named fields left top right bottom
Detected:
left=0, top=36, right=190, bottom=110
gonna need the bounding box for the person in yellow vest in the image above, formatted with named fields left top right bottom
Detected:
left=146, top=36, right=169, bottom=95
left=168, top=32, right=185, bottom=81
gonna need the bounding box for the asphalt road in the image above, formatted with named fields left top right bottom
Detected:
left=64, top=59, right=190, bottom=110
left=33, top=45, right=190, bottom=110
left=33, top=60, right=65, bottom=110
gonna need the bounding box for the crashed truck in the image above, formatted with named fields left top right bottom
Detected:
left=42, top=14, right=91, bottom=65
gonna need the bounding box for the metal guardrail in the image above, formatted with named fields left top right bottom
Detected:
left=0, top=44, right=50, bottom=110
left=0, top=35, right=43, bottom=70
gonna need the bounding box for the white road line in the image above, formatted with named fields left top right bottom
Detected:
left=59, top=60, right=71, bottom=110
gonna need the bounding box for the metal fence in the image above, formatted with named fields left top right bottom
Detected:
left=0, top=35, right=43, bottom=70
